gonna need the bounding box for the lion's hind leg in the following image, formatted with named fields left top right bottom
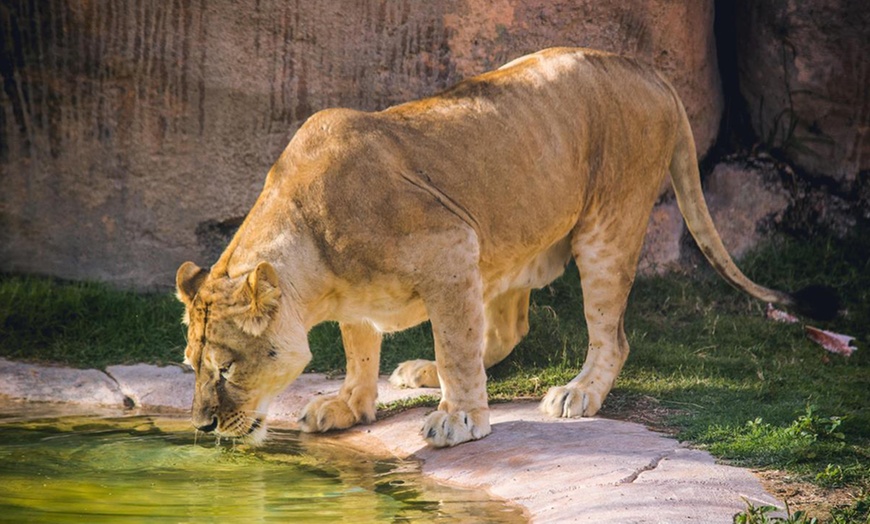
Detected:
left=389, top=359, right=440, bottom=388
left=299, top=322, right=381, bottom=432
left=540, top=220, right=646, bottom=419
left=483, top=287, right=532, bottom=368
left=389, top=287, right=532, bottom=390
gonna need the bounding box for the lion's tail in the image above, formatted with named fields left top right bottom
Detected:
left=667, top=91, right=839, bottom=321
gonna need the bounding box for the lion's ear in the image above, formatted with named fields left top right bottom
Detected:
left=176, top=261, right=208, bottom=308
left=234, top=261, right=282, bottom=337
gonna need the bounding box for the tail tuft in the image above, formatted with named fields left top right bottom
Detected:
left=790, top=285, right=841, bottom=322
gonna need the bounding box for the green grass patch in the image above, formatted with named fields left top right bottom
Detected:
left=1, top=226, right=868, bottom=520
left=0, top=276, right=186, bottom=368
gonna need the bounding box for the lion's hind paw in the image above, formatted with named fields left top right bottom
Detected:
left=421, top=409, right=490, bottom=448
left=389, top=359, right=440, bottom=388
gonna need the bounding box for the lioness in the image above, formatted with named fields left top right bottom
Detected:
left=176, top=48, right=834, bottom=447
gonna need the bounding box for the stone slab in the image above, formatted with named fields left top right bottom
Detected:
left=0, top=358, right=126, bottom=406
left=335, top=403, right=782, bottom=523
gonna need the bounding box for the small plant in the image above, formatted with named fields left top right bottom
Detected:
left=828, top=491, right=870, bottom=524
left=815, top=463, right=845, bottom=488
left=733, top=498, right=817, bottom=524
left=787, top=405, right=846, bottom=442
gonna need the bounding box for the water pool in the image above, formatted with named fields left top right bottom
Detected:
left=0, top=404, right=525, bottom=522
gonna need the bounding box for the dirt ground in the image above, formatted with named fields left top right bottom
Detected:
left=756, top=469, right=859, bottom=521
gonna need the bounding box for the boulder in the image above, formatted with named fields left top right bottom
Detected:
left=736, top=0, right=870, bottom=181
left=638, top=200, right=685, bottom=275
left=639, top=160, right=794, bottom=275
left=703, top=161, right=791, bottom=259
left=1, top=0, right=721, bottom=289
left=443, top=0, right=723, bottom=153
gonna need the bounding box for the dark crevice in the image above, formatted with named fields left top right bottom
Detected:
left=195, top=216, right=245, bottom=266
left=618, top=452, right=670, bottom=484
left=700, top=0, right=758, bottom=178
left=102, top=368, right=138, bottom=409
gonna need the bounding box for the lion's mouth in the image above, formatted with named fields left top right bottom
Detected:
left=209, top=415, right=266, bottom=442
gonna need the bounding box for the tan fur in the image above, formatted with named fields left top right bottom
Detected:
left=176, top=47, right=791, bottom=447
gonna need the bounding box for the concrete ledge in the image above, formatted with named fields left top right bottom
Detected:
left=106, top=363, right=194, bottom=410
left=1, top=359, right=439, bottom=416
left=0, top=358, right=127, bottom=406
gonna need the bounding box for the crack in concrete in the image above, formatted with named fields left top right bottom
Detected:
left=102, top=368, right=137, bottom=409
left=618, top=451, right=671, bottom=484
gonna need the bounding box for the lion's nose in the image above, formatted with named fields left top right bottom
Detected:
left=195, top=417, right=218, bottom=433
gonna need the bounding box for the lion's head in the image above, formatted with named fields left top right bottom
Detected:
left=175, top=261, right=310, bottom=444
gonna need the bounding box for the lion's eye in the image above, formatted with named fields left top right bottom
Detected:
left=219, top=363, right=233, bottom=379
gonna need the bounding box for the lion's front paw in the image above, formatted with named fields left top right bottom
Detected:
left=298, top=395, right=374, bottom=433
left=421, top=409, right=490, bottom=448
left=389, top=359, right=440, bottom=388
left=540, top=385, right=603, bottom=418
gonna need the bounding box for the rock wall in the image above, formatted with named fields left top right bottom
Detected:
left=1, top=0, right=718, bottom=289
left=736, top=0, right=870, bottom=181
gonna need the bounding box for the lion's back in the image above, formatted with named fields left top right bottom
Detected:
left=373, top=48, right=681, bottom=256
left=276, top=48, right=683, bottom=282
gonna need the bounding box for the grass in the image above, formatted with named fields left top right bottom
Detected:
left=0, top=277, right=186, bottom=368
left=1, top=226, right=868, bottom=521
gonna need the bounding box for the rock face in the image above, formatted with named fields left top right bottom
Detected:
left=0, top=0, right=721, bottom=289
left=736, top=0, right=870, bottom=181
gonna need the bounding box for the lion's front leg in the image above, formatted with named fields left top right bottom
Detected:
left=299, top=322, right=381, bottom=433
left=418, top=270, right=491, bottom=448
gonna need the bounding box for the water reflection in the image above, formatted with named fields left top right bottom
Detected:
left=0, top=406, right=525, bottom=523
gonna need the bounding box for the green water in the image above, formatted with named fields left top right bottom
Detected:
left=0, top=406, right=525, bottom=523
